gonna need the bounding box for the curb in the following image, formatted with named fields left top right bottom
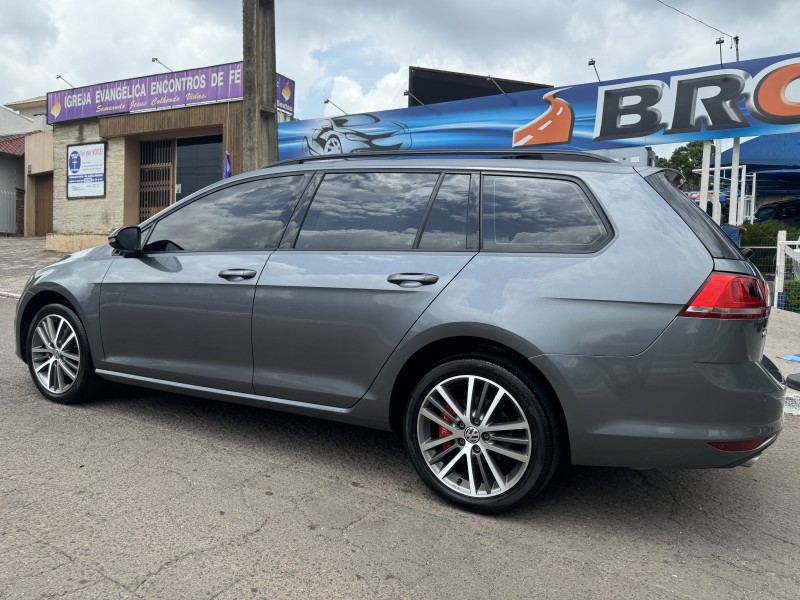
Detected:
left=0, top=292, right=20, bottom=300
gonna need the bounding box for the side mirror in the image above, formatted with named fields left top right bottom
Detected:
left=108, top=226, right=141, bottom=258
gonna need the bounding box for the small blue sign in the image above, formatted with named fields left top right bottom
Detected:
left=69, top=151, right=81, bottom=174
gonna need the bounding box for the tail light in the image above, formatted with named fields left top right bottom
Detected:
left=679, top=273, right=769, bottom=320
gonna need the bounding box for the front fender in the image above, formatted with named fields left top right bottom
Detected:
left=17, top=246, right=116, bottom=369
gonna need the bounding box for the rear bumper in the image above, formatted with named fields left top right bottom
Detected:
left=530, top=326, right=786, bottom=469
left=716, top=433, right=780, bottom=468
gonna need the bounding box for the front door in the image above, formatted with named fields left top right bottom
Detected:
left=175, top=135, right=223, bottom=202
left=100, top=174, right=306, bottom=392
left=139, top=140, right=174, bottom=222
left=101, top=252, right=268, bottom=392
left=34, top=174, right=53, bottom=236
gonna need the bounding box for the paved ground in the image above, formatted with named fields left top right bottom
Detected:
left=1, top=298, right=800, bottom=599
left=763, top=308, right=800, bottom=414
left=0, top=237, right=67, bottom=299
left=2, top=239, right=800, bottom=598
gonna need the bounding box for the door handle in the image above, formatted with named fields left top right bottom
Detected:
left=387, top=273, right=440, bottom=288
left=218, top=269, right=257, bottom=281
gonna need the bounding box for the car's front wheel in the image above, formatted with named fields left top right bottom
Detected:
left=26, top=303, right=99, bottom=404
left=404, top=356, right=561, bottom=513
left=323, top=135, right=342, bottom=154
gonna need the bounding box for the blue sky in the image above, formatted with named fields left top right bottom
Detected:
left=2, top=0, right=799, bottom=156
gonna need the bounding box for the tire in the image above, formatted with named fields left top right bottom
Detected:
left=403, top=356, right=561, bottom=514
left=26, top=303, right=100, bottom=405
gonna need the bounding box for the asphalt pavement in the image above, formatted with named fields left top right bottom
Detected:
left=2, top=297, right=800, bottom=599
left=0, top=237, right=67, bottom=300
left=2, top=237, right=800, bottom=598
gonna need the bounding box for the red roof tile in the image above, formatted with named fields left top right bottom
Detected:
left=0, top=133, right=27, bottom=157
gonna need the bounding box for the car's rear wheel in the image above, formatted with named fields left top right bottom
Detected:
left=26, top=304, right=99, bottom=404
left=404, top=357, right=560, bottom=513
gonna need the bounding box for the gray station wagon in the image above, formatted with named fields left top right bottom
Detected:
left=14, top=150, right=785, bottom=513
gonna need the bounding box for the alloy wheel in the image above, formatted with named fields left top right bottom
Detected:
left=30, top=314, right=81, bottom=395
left=416, top=374, right=532, bottom=498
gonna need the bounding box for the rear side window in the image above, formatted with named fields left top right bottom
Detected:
left=481, top=175, right=609, bottom=252
left=646, top=171, right=741, bottom=260
left=295, top=172, right=438, bottom=250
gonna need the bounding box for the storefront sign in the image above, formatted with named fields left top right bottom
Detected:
left=67, top=143, right=105, bottom=199
left=48, top=62, right=296, bottom=123
left=278, top=51, right=800, bottom=159
left=277, top=73, right=295, bottom=115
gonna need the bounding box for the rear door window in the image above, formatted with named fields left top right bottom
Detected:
left=294, top=172, right=439, bottom=250
left=481, top=174, right=610, bottom=253
left=418, top=174, right=471, bottom=250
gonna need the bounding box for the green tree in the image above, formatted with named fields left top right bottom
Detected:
left=657, top=141, right=713, bottom=189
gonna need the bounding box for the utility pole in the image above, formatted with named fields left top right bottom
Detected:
left=242, top=0, right=278, bottom=171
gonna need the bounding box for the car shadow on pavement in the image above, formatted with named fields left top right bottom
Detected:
left=79, top=384, right=780, bottom=533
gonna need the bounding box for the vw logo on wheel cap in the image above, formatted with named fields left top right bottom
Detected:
left=464, top=426, right=481, bottom=444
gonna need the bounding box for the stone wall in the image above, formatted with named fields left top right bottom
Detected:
left=45, top=233, right=108, bottom=252
left=53, top=120, right=126, bottom=238
left=15, top=188, right=23, bottom=234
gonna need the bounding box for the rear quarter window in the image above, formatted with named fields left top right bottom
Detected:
left=481, top=174, right=610, bottom=253
left=646, top=170, right=742, bottom=260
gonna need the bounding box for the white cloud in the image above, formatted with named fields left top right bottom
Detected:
left=2, top=0, right=799, bottom=134
left=327, top=68, right=408, bottom=116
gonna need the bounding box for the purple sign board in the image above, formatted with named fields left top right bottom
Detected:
left=47, top=62, right=296, bottom=124
left=276, top=73, right=295, bottom=115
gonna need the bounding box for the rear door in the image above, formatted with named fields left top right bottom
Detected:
left=252, top=170, right=478, bottom=407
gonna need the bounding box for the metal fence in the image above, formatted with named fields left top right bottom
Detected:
left=742, top=235, right=780, bottom=278
left=774, top=232, right=800, bottom=312
left=743, top=231, right=800, bottom=313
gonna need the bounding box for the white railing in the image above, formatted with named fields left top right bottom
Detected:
left=774, top=230, right=800, bottom=308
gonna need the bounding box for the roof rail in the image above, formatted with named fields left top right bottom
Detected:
left=266, top=149, right=615, bottom=169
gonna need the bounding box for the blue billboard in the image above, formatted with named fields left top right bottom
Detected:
left=278, top=51, right=800, bottom=159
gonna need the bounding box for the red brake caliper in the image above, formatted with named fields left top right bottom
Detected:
left=439, top=405, right=456, bottom=449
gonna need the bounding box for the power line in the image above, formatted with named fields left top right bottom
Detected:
left=653, top=0, right=734, bottom=37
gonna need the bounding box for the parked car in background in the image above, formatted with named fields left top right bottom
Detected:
left=754, top=199, right=800, bottom=228
left=14, top=149, right=784, bottom=513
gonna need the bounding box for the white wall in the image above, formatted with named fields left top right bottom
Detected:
left=0, top=106, right=37, bottom=135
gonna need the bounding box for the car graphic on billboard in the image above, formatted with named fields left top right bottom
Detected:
left=304, top=113, right=412, bottom=155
